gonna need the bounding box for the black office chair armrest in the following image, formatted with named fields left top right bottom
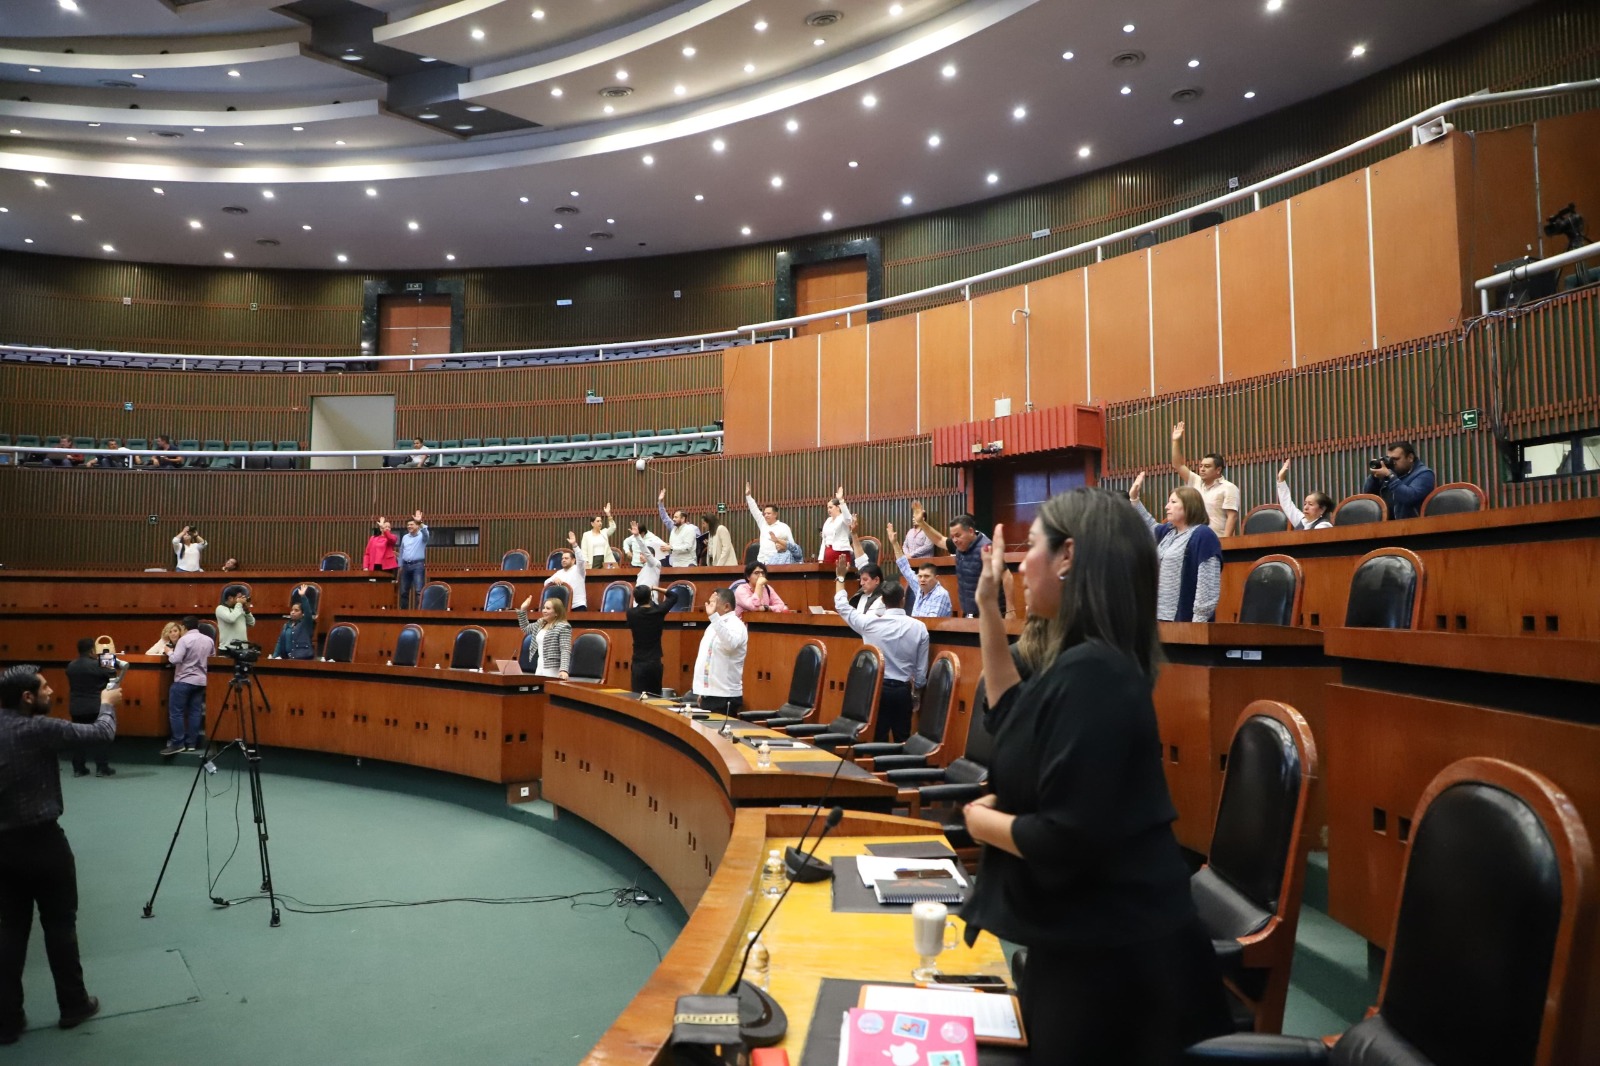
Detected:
left=850, top=741, right=906, bottom=757
left=917, top=782, right=986, bottom=804
left=763, top=715, right=804, bottom=729
left=738, top=709, right=784, bottom=722
left=869, top=753, right=930, bottom=772
left=781, top=722, right=831, bottom=737
left=1184, top=1034, right=1329, bottom=1064
left=1211, top=938, right=1246, bottom=982
left=883, top=767, right=946, bottom=785
left=808, top=732, right=858, bottom=751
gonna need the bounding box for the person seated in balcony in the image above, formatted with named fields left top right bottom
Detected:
left=1128, top=475, right=1222, bottom=623
left=1275, top=459, right=1334, bottom=530
left=1170, top=421, right=1239, bottom=537
left=91, top=438, right=132, bottom=469
left=141, top=435, right=184, bottom=469
left=1361, top=440, right=1436, bottom=520
left=405, top=438, right=431, bottom=468
left=44, top=436, right=82, bottom=467
left=579, top=504, right=617, bottom=570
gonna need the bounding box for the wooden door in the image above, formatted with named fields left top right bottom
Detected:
left=793, top=257, right=867, bottom=337
left=982, top=455, right=1092, bottom=547
left=378, top=294, right=452, bottom=369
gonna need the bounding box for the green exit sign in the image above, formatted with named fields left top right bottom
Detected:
left=1462, top=408, right=1480, bottom=429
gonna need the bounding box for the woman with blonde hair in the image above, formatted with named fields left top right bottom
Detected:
left=146, top=621, right=184, bottom=655
left=516, top=595, right=572, bottom=679
left=1128, top=475, right=1223, bottom=623
left=959, top=488, right=1230, bottom=1062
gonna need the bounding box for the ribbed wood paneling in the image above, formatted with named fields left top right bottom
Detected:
left=1099, top=286, right=1600, bottom=511
left=0, top=438, right=962, bottom=569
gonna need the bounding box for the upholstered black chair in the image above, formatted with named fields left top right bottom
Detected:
left=1333, top=493, right=1387, bottom=526
left=319, top=551, right=350, bottom=571
left=780, top=646, right=883, bottom=751
left=294, top=581, right=322, bottom=622
left=743, top=539, right=761, bottom=566
left=566, top=631, right=609, bottom=683
left=517, top=630, right=539, bottom=674
left=741, top=640, right=828, bottom=724
left=322, top=623, right=358, bottom=663
left=1344, top=548, right=1424, bottom=630
left=1236, top=555, right=1304, bottom=627
left=858, top=536, right=882, bottom=567
left=449, top=625, right=487, bottom=671
left=540, top=582, right=571, bottom=609
left=218, top=582, right=252, bottom=604
left=851, top=652, right=961, bottom=772
left=1192, top=702, right=1319, bottom=1034
left=1243, top=505, right=1292, bottom=535
left=388, top=624, right=424, bottom=667
left=483, top=581, right=515, bottom=611
left=197, top=621, right=218, bottom=643
left=501, top=548, right=531, bottom=570
left=665, top=580, right=697, bottom=612
left=545, top=548, right=566, bottom=569
left=885, top=674, right=1000, bottom=849
left=1421, top=481, right=1487, bottom=517
left=1187, top=757, right=1595, bottom=1065
left=600, top=580, right=633, bottom=612
left=419, top=581, right=451, bottom=611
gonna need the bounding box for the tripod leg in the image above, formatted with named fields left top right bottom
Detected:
left=244, top=672, right=281, bottom=927
left=143, top=681, right=242, bottom=918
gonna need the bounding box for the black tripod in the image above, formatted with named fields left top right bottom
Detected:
left=143, top=658, right=281, bottom=927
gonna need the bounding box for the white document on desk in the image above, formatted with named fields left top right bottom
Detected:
left=857, top=985, right=1023, bottom=1041
left=853, top=856, right=968, bottom=889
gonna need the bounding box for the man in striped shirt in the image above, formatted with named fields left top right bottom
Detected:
left=887, top=522, right=952, bottom=618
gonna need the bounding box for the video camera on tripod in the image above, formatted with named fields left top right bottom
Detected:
left=220, top=639, right=262, bottom=672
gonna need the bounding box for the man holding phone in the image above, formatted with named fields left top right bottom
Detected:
left=65, top=639, right=118, bottom=778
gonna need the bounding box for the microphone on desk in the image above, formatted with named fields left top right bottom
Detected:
left=727, top=806, right=844, bottom=1048
left=784, top=753, right=850, bottom=883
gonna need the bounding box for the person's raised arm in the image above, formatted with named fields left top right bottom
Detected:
left=1170, top=421, right=1194, bottom=480
left=414, top=510, right=430, bottom=542
left=745, top=482, right=764, bottom=526
left=565, top=531, right=585, bottom=575
left=832, top=555, right=864, bottom=632
left=1127, top=473, right=1158, bottom=533
left=910, top=501, right=948, bottom=551
left=601, top=503, right=615, bottom=537
left=657, top=488, right=676, bottom=528
left=835, top=484, right=851, bottom=522
left=35, top=687, right=121, bottom=751
left=711, top=609, right=748, bottom=653
left=1275, top=460, right=1308, bottom=528
left=976, top=524, right=1022, bottom=702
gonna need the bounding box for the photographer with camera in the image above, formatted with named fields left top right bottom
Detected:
left=215, top=587, right=255, bottom=648
left=1361, top=441, right=1435, bottom=521
left=271, top=584, right=317, bottom=661
left=66, top=638, right=118, bottom=778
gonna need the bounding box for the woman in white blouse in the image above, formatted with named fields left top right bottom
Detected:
left=516, top=595, right=572, bottom=679
left=172, top=526, right=207, bottom=572
left=817, top=485, right=854, bottom=565
left=1275, top=459, right=1334, bottom=530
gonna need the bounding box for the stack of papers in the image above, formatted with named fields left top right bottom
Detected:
left=855, top=856, right=969, bottom=905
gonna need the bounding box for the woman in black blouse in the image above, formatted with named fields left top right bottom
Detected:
left=959, top=487, right=1230, bottom=1064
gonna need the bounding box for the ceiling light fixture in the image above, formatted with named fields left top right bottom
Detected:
left=223, top=251, right=234, bottom=259
left=553, top=223, right=563, bottom=229
left=418, top=113, right=439, bottom=120
left=335, top=139, right=347, bottom=145
left=407, top=221, right=420, bottom=230
left=33, top=177, right=49, bottom=188
left=927, top=134, right=941, bottom=147
left=584, top=246, right=593, bottom=252
left=1188, top=58, right=1200, bottom=68
left=550, top=87, right=563, bottom=97
left=847, top=160, right=859, bottom=168
left=1012, top=105, right=1027, bottom=118
left=987, top=172, right=999, bottom=184
left=1350, top=43, right=1367, bottom=57
left=337, top=253, right=348, bottom=262
left=674, top=84, right=686, bottom=95
left=740, top=226, right=751, bottom=236
left=1173, top=117, right=1185, bottom=125
left=606, top=218, right=615, bottom=224
left=1266, top=0, right=1283, bottom=10
left=770, top=175, right=783, bottom=188
left=743, top=62, right=755, bottom=73
left=291, top=125, right=304, bottom=131
left=471, top=28, right=485, bottom=40
left=821, top=210, right=833, bottom=221
left=89, top=122, right=101, bottom=127
left=1244, top=90, right=1257, bottom=99
left=70, top=213, right=83, bottom=221
left=130, top=73, right=145, bottom=79
left=603, top=105, right=614, bottom=114
left=365, top=187, right=378, bottom=197
left=570, top=190, right=580, bottom=197
left=465, top=105, right=488, bottom=112
left=59, top=0, right=80, bottom=11
left=126, top=135, right=138, bottom=141
left=532, top=8, right=545, bottom=18
left=941, top=64, right=957, bottom=78
left=340, top=53, right=363, bottom=62
left=712, top=138, right=726, bottom=152
left=642, top=154, right=654, bottom=165
left=262, top=189, right=274, bottom=199
left=813, top=38, right=825, bottom=47
left=151, top=186, right=161, bottom=194
left=1123, top=23, right=1135, bottom=32
left=8, top=130, right=19, bottom=136
left=27, top=67, right=42, bottom=73
left=1077, top=146, right=1091, bottom=158
left=232, top=140, right=244, bottom=146
left=453, top=124, right=472, bottom=130
left=754, top=19, right=768, bottom=31
left=615, top=69, right=628, bottom=80
left=445, top=253, right=456, bottom=260
left=862, top=93, right=877, bottom=108
left=189, top=220, right=202, bottom=229
left=900, top=194, right=913, bottom=206
left=1061, top=51, right=1074, bottom=60
left=227, top=70, right=240, bottom=77
left=889, top=3, right=903, bottom=15
left=23, top=238, right=33, bottom=244
left=1120, top=85, right=1132, bottom=95
left=694, top=194, right=704, bottom=201
left=785, top=118, right=799, bottom=132
left=102, top=244, right=115, bottom=253
left=302, top=224, right=312, bottom=230
left=682, top=46, right=696, bottom=57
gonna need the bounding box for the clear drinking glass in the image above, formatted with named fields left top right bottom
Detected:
left=911, top=901, right=947, bottom=980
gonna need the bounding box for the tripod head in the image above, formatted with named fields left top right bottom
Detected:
left=220, top=640, right=262, bottom=678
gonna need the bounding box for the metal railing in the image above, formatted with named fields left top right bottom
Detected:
left=5, top=77, right=1599, bottom=370
left=1474, top=243, right=1600, bottom=314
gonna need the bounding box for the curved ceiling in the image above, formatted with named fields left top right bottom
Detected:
left=0, top=0, right=1534, bottom=270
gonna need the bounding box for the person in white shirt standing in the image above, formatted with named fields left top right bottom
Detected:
left=1275, top=459, right=1334, bottom=530
left=579, top=504, right=617, bottom=569
left=817, top=485, right=854, bottom=564
left=656, top=490, right=700, bottom=568
left=543, top=531, right=589, bottom=611
left=172, top=526, right=207, bottom=572
left=745, top=483, right=796, bottom=566
left=1170, top=421, right=1241, bottom=537
left=833, top=555, right=929, bottom=742
left=691, top=588, right=748, bottom=715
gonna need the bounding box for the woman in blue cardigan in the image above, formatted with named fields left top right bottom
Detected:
left=1129, top=474, right=1222, bottom=622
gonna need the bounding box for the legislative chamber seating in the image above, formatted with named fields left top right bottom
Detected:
left=600, top=580, right=632, bottom=612
left=1243, top=505, right=1292, bottom=535
left=418, top=582, right=451, bottom=611
left=1333, top=494, right=1387, bottom=526
left=566, top=631, right=609, bottom=683
left=850, top=651, right=960, bottom=772
left=778, top=646, right=883, bottom=751
left=1236, top=555, right=1304, bottom=627
left=1344, top=548, right=1424, bottom=630
left=1421, top=481, right=1488, bottom=516
left=483, top=581, right=514, bottom=611
left=448, top=625, right=488, bottom=671
left=738, top=640, right=827, bottom=724
left=322, top=623, right=359, bottom=663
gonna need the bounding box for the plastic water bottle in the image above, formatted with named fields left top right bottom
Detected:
left=750, top=934, right=771, bottom=990
left=757, top=740, right=771, bottom=768
left=762, top=849, right=785, bottom=897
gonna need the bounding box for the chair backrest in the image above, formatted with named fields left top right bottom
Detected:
left=1237, top=554, right=1303, bottom=627
left=322, top=623, right=358, bottom=663
left=198, top=621, right=217, bottom=642
left=946, top=674, right=998, bottom=784
left=600, top=580, right=633, bottom=612
left=518, top=630, right=540, bottom=673
left=908, top=652, right=961, bottom=754
left=501, top=549, right=530, bottom=571
left=541, top=582, right=571, bottom=608
left=391, top=624, right=425, bottom=667
left=1363, top=758, right=1594, bottom=1066
left=1243, top=504, right=1292, bottom=535
left=483, top=581, right=514, bottom=611
left=743, top=539, right=760, bottom=566
left=320, top=551, right=350, bottom=571
left=1344, top=548, right=1424, bottom=629
left=566, top=631, right=609, bottom=682
left=419, top=582, right=451, bottom=611
left=834, top=646, right=884, bottom=736
left=858, top=536, right=881, bottom=567
left=1334, top=493, right=1388, bottom=526
left=449, top=625, right=487, bottom=671
left=1422, top=481, right=1487, bottom=517
left=219, top=582, right=252, bottom=604
left=665, top=580, right=697, bottom=612
left=783, top=640, right=827, bottom=713
left=296, top=582, right=322, bottom=620
left=545, top=548, right=566, bottom=569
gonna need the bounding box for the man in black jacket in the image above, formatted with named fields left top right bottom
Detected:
left=64, top=639, right=116, bottom=778
left=624, top=585, right=672, bottom=694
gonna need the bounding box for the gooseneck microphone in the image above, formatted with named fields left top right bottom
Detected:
left=727, top=807, right=844, bottom=1047
left=785, top=753, right=851, bottom=883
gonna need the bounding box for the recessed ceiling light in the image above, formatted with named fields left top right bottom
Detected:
left=927, top=133, right=941, bottom=147
left=682, top=46, right=696, bottom=57
left=1120, top=85, right=1132, bottom=95
left=570, top=189, right=580, bottom=197
left=531, top=8, right=545, bottom=18
left=1350, top=43, right=1367, bottom=57
left=584, top=246, right=593, bottom=252
left=1012, top=106, right=1027, bottom=119
left=987, top=172, right=999, bottom=184
left=27, top=68, right=41, bottom=73
left=407, top=220, right=419, bottom=230
left=553, top=223, right=563, bottom=229
left=262, top=189, right=274, bottom=199
left=88, top=122, right=101, bottom=127
left=743, top=62, right=755, bottom=73
left=754, top=19, right=767, bottom=31
left=0, top=207, right=6, bottom=213
left=1061, top=51, right=1074, bottom=60
left=821, top=210, right=834, bottom=221
left=901, top=194, right=913, bottom=206
left=1244, top=91, right=1257, bottom=99
left=70, top=213, right=83, bottom=221
left=862, top=93, right=877, bottom=108
left=151, top=185, right=161, bottom=194
left=193, top=127, right=205, bottom=132
left=33, top=177, right=49, bottom=187
left=1077, top=145, right=1091, bottom=158
left=1188, top=58, right=1200, bottom=68
left=302, top=224, right=312, bottom=230
left=223, top=251, right=234, bottom=259
left=340, top=53, right=363, bottom=62
left=785, top=118, right=799, bottom=132
left=8, top=130, right=19, bottom=136
left=366, top=187, right=378, bottom=196
left=453, top=124, right=472, bottom=130
left=847, top=160, right=859, bottom=168
left=615, top=69, right=628, bottom=80
left=1266, top=0, right=1283, bottom=10
left=227, top=70, right=240, bottom=77
left=606, top=217, right=616, bottom=224
left=519, top=196, right=530, bottom=203
left=1173, top=117, right=1185, bottom=125
left=549, top=87, right=563, bottom=97
left=712, top=138, right=726, bottom=152
left=740, top=226, right=751, bottom=236
left=642, top=154, right=654, bottom=165
left=101, top=244, right=115, bottom=252
left=813, top=38, right=825, bottom=47
left=23, top=238, right=33, bottom=244
left=770, top=175, right=783, bottom=188
left=337, top=254, right=348, bottom=262
left=674, top=84, right=687, bottom=96
left=889, top=3, right=904, bottom=15
left=941, top=64, right=957, bottom=78
left=232, top=140, right=244, bottom=146
left=445, top=253, right=456, bottom=260
left=130, top=73, right=145, bottom=79
left=420, top=56, right=438, bottom=63
left=471, top=28, right=485, bottom=40
left=335, top=139, right=347, bottom=145
left=188, top=219, right=202, bottom=229
left=417, top=113, right=438, bottom=120
left=466, top=105, right=488, bottom=112
left=126, top=136, right=138, bottom=141
left=694, top=194, right=705, bottom=201
left=1123, top=23, right=1135, bottom=33
left=603, top=104, right=614, bottom=114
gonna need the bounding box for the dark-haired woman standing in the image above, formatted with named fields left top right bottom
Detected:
left=958, top=487, right=1230, bottom=1064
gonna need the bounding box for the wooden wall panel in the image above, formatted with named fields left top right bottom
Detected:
left=866, top=315, right=919, bottom=440
left=818, top=328, right=868, bottom=447
left=720, top=343, right=771, bottom=455
left=1087, top=249, right=1152, bottom=404
left=1369, top=136, right=1468, bottom=346
left=1290, top=170, right=1375, bottom=365
left=767, top=336, right=819, bottom=453
left=1463, top=126, right=1539, bottom=284
left=969, top=291, right=1029, bottom=421
left=918, top=301, right=972, bottom=430
left=1219, top=203, right=1294, bottom=380
left=1025, top=271, right=1089, bottom=410
left=1151, top=229, right=1222, bottom=394
left=1533, top=109, right=1600, bottom=258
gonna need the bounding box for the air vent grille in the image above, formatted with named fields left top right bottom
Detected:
left=599, top=86, right=634, bottom=99
left=1111, top=51, right=1145, bottom=68
left=221, top=206, right=249, bottom=215
left=805, top=11, right=843, bottom=27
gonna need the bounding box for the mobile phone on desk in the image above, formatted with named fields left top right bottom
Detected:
left=894, top=868, right=952, bottom=879
left=927, top=973, right=1008, bottom=988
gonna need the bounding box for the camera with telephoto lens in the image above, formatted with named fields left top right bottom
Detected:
left=1543, top=204, right=1588, bottom=250
left=1369, top=456, right=1395, bottom=472
left=221, top=640, right=261, bottom=664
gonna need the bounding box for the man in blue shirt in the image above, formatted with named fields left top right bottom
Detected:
left=1361, top=441, right=1436, bottom=520
left=887, top=522, right=953, bottom=618
left=909, top=505, right=1001, bottom=618
left=397, top=509, right=429, bottom=609
left=834, top=556, right=929, bottom=742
